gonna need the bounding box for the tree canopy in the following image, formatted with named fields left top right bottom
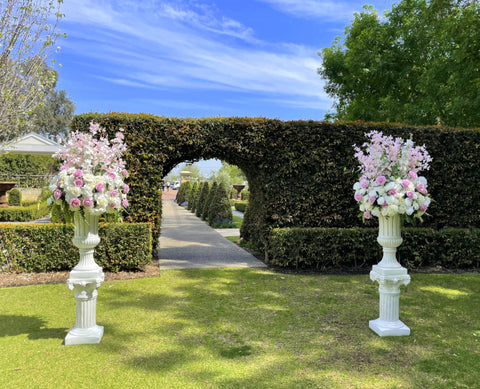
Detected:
left=0, top=0, right=65, bottom=143
left=318, top=0, right=480, bottom=128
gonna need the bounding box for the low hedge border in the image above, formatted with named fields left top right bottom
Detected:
left=268, top=227, right=480, bottom=272
left=0, top=202, right=49, bottom=222
left=234, top=201, right=248, bottom=213
left=0, top=222, right=152, bottom=273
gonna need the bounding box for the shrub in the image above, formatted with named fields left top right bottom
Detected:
left=230, top=188, right=237, bottom=199
left=268, top=227, right=480, bottom=271
left=176, top=181, right=192, bottom=206
left=234, top=201, right=248, bottom=213
left=187, top=182, right=199, bottom=212
left=0, top=202, right=49, bottom=222
left=195, top=182, right=210, bottom=218
left=7, top=188, right=22, bottom=206
left=0, top=153, right=59, bottom=176
left=0, top=222, right=152, bottom=273
left=241, top=190, right=250, bottom=201
left=203, top=181, right=217, bottom=221
left=207, top=182, right=233, bottom=226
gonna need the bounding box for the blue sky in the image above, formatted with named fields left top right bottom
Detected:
left=54, top=0, right=395, bottom=175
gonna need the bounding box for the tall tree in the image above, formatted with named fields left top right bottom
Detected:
left=318, top=0, right=480, bottom=128
left=0, top=0, right=65, bottom=143
left=29, top=72, right=75, bottom=138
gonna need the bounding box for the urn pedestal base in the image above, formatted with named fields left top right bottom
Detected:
left=65, top=324, right=104, bottom=345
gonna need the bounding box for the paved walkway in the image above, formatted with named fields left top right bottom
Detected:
left=158, top=200, right=266, bottom=270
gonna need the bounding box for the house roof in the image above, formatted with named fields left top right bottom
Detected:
left=1, top=132, right=62, bottom=155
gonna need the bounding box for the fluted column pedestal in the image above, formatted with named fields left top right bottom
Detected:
left=65, top=212, right=104, bottom=346
left=369, top=214, right=410, bottom=336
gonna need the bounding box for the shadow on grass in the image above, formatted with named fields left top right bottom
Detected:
left=0, top=315, right=67, bottom=340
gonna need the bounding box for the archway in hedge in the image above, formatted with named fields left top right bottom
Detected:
left=70, top=113, right=476, bottom=255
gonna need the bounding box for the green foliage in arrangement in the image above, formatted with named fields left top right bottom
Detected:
left=7, top=188, right=22, bottom=206
left=176, top=181, right=192, bottom=206
left=195, top=181, right=209, bottom=218
left=0, top=153, right=60, bottom=176
left=268, top=227, right=480, bottom=271
left=207, top=182, right=233, bottom=226
left=70, top=114, right=480, bottom=261
left=203, top=181, right=217, bottom=221
left=234, top=200, right=248, bottom=213
left=0, top=222, right=152, bottom=273
left=0, top=202, right=49, bottom=222
left=187, top=182, right=199, bottom=212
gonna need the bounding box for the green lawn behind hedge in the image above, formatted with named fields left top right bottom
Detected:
left=1, top=269, right=479, bottom=388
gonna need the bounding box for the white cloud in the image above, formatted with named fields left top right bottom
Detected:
left=58, top=0, right=331, bottom=112
left=255, top=0, right=360, bottom=20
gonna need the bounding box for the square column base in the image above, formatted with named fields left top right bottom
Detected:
left=369, top=319, right=410, bottom=337
left=65, top=325, right=104, bottom=345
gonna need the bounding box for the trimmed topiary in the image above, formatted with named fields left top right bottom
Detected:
left=187, top=182, right=199, bottom=212
left=7, top=188, right=22, bottom=206
left=203, top=181, right=217, bottom=221
left=196, top=182, right=209, bottom=218
left=207, top=182, right=233, bottom=226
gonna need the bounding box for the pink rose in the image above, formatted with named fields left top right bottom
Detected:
left=369, top=196, right=376, bottom=204
left=363, top=211, right=371, bottom=219
left=417, top=183, right=427, bottom=194
left=122, top=199, right=129, bottom=207
left=361, top=180, right=369, bottom=189
left=53, top=189, right=62, bottom=200
left=388, top=189, right=397, bottom=196
left=108, top=172, right=116, bottom=179
left=122, top=169, right=129, bottom=178
left=96, top=183, right=105, bottom=192
left=354, top=193, right=363, bottom=202
left=407, top=191, right=414, bottom=199
left=108, top=202, right=118, bottom=209
left=376, top=176, right=387, bottom=185
left=74, top=178, right=84, bottom=187
left=408, top=171, right=417, bottom=179
left=83, top=198, right=93, bottom=207
left=401, top=179, right=411, bottom=188
left=110, top=189, right=119, bottom=197
left=420, top=204, right=428, bottom=212
left=70, top=198, right=81, bottom=208
left=74, top=169, right=83, bottom=178
left=123, top=184, right=130, bottom=194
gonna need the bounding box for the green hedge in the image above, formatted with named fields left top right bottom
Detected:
left=268, top=227, right=480, bottom=271
left=0, top=222, right=152, bottom=273
left=0, top=153, right=59, bottom=176
left=234, top=201, right=248, bottom=213
left=7, top=188, right=21, bottom=206
left=70, top=114, right=480, bottom=251
left=0, top=202, right=49, bottom=222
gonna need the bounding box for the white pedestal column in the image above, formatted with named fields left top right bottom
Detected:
left=65, top=212, right=105, bottom=346
left=369, top=214, right=410, bottom=336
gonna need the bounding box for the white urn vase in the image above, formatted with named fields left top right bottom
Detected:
left=369, top=214, right=411, bottom=336
left=65, top=212, right=105, bottom=346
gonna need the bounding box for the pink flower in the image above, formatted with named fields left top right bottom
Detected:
left=122, top=199, right=129, bottom=207
left=108, top=202, right=118, bottom=209
left=407, top=191, right=414, bottom=199
left=123, top=184, right=130, bottom=193
left=420, top=204, right=428, bottom=212
left=96, top=183, right=105, bottom=192
left=361, top=180, right=369, bottom=188
left=363, top=211, right=371, bottom=219
left=74, top=178, right=84, bottom=187
left=408, top=171, right=417, bottom=179
left=388, top=189, right=397, bottom=196
left=60, top=165, right=68, bottom=171
left=417, top=183, right=427, bottom=194
left=70, top=198, right=81, bottom=208
left=83, top=198, right=93, bottom=207
left=122, top=169, right=129, bottom=178
left=53, top=189, right=62, bottom=200
left=401, top=179, right=411, bottom=188
left=354, top=193, right=363, bottom=202
left=382, top=203, right=389, bottom=208
left=74, top=169, right=83, bottom=178
left=110, top=189, right=118, bottom=197
left=108, top=172, right=116, bottom=179
left=376, top=176, right=387, bottom=185
left=369, top=196, right=376, bottom=204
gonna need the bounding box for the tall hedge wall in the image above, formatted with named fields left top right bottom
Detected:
left=70, top=113, right=480, bottom=248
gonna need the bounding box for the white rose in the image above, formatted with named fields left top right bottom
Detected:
left=377, top=197, right=385, bottom=205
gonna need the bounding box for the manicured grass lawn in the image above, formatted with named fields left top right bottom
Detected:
left=1, top=269, right=479, bottom=388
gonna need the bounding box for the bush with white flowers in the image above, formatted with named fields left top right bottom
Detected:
left=353, top=131, right=432, bottom=222
left=48, top=122, right=129, bottom=219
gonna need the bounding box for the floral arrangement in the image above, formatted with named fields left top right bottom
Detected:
left=353, top=131, right=432, bottom=222
left=48, top=122, right=129, bottom=219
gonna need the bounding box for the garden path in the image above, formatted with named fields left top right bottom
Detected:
left=158, top=200, right=266, bottom=270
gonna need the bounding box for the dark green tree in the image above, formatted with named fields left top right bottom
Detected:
left=187, top=182, right=199, bottom=212
left=202, top=181, right=217, bottom=221
left=318, top=0, right=480, bottom=128
left=195, top=182, right=210, bottom=218
left=207, top=182, right=233, bottom=226
left=176, top=181, right=192, bottom=206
